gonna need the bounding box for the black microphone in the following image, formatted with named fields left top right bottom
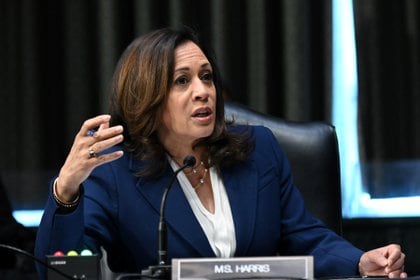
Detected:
left=141, top=155, right=196, bottom=280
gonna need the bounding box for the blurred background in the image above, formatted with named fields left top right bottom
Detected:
left=1, top=0, right=419, bottom=277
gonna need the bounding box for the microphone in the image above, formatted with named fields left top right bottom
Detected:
left=141, top=155, right=196, bottom=280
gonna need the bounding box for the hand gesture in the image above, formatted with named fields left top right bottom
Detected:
left=55, top=115, right=124, bottom=202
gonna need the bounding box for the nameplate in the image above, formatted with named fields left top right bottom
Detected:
left=172, top=256, right=313, bottom=280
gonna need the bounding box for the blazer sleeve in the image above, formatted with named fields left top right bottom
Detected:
left=34, top=180, right=87, bottom=279
left=34, top=163, right=121, bottom=279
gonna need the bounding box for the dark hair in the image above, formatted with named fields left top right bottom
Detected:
left=109, top=26, right=253, bottom=177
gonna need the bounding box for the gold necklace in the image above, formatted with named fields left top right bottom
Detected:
left=193, top=163, right=208, bottom=190
left=185, top=161, right=208, bottom=190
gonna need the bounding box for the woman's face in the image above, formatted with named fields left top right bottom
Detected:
left=158, top=41, right=216, bottom=151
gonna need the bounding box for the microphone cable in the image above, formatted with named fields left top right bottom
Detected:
left=0, top=243, right=81, bottom=280
left=0, top=243, right=169, bottom=280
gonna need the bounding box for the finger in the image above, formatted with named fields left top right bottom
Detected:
left=388, top=270, right=407, bottom=279
left=89, top=125, right=123, bottom=142
left=88, top=134, right=124, bottom=158
left=92, top=150, right=124, bottom=166
left=97, top=120, right=110, bottom=132
left=386, top=253, right=405, bottom=272
left=387, top=246, right=403, bottom=267
left=79, top=115, right=111, bottom=137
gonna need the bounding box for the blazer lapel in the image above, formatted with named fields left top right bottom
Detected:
left=222, top=160, right=258, bottom=256
left=132, top=155, right=259, bottom=258
left=135, top=163, right=214, bottom=257
left=165, top=181, right=215, bottom=256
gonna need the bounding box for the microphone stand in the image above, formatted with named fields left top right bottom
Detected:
left=141, top=155, right=196, bottom=280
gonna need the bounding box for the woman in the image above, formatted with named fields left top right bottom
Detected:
left=35, top=27, right=406, bottom=279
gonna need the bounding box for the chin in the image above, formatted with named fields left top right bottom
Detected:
left=198, top=128, right=214, bottom=139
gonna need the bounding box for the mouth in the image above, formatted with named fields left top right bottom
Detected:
left=191, top=107, right=214, bottom=123
left=192, top=107, right=213, bottom=118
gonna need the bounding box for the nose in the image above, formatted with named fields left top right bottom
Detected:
left=191, top=78, right=210, bottom=101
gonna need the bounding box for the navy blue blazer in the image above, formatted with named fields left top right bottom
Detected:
left=35, top=125, right=363, bottom=278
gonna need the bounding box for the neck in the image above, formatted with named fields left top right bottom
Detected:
left=169, top=147, right=208, bottom=168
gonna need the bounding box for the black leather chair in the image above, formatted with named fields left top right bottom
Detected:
left=225, top=102, right=343, bottom=235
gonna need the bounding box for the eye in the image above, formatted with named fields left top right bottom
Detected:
left=174, top=76, right=189, bottom=85
left=200, top=72, right=213, bottom=82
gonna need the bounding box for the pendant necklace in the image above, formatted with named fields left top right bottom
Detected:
left=189, top=161, right=208, bottom=190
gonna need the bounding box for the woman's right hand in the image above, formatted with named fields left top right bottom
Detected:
left=55, top=114, right=124, bottom=202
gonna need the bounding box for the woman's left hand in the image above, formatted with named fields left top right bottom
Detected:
left=359, top=244, right=407, bottom=278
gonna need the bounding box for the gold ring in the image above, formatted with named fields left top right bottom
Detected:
left=88, top=148, right=96, bottom=158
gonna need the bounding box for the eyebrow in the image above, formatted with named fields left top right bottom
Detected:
left=174, top=63, right=212, bottom=73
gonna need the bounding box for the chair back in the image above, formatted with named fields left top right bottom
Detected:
left=225, top=102, right=343, bottom=235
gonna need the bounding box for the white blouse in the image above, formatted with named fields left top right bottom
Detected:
left=169, top=158, right=236, bottom=258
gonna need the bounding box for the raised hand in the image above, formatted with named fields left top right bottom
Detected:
left=54, top=114, right=124, bottom=202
